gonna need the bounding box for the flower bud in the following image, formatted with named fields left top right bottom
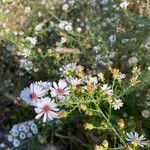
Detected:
left=102, top=140, right=109, bottom=148
left=117, top=119, right=125, bottom=128
left=84, top=123, right=93, bottom=130
left=85, top=109, right=93, bottom=116
left=79, top=103, right=87, bottom=111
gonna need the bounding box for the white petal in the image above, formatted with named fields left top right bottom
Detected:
left=43, top=113, right=47, bottom=123
left=34, top=108, right=42, bottom=113
left=35, top=112, right=44, bottom=119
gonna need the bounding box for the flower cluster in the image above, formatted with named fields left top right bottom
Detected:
left=7, top=121, right=38, bottom=148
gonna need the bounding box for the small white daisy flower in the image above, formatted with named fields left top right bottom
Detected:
left=32, top=128, right=38, bottom=134
left=59, top=20, right=68, bottom=29
left=50, top=80, right=70, bottom=100
left=18, top=124, right=26, bottom=132
left=34, top=97, right=59, bottom=123
left=7, top=135, right=14, bottom=142
left=0, top=143, right=6, bottom=148
left=60, top=37, right=67, bottom=44
left=62, top=4, right=69, bottom=11
left=118, top=73, right=126, bottom=80
left=126, top=132, right=148, bottom=147
left=20, top=83, right=47, bottom=105
left=101, top=84, right=113, bottom=96
left=26, top=37, right=37, bottom=45
left=30, top=124, right=37, bottom=131
left=112, top=99, right=123, bottom=110
left=109, top=35, right=116, bottom=43
left=65, top=23, right=73, bottom=32
left=24, top=125, right=29, bottom=133
left=141, top=110, right=150, bottom=119
left=19, top=132, right=26, bottom=140
left=77, top=27, right=82, bottom=32
left=13, top=139, right=20, bottom=148
left=10, top=129, right=19, bottom=137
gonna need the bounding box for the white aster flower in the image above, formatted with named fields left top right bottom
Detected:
left=126, top=132, right=148, bottom=147
left=120, top=0, right=129, bottom=9
left=65, top=23, right=73, bottom=32
left=13, top=139, right=20, bottom=148
left=77, top=27, right=82, bottom=32
left=118, top=73, right=126, bottom=80
left=35, top=22, right=44, bottom=31
left=24, top=6, right=31, bottom=14
left=66, top=77, right=82, bottom=85
left=62, top=4, right=69, bottom=11
left=50, top=80, right=69, bottom=100
left=17, top=48, right=31, bottom=57
left=20, top=83, right=47, bottom=105
left=59, top=63, right=77, bottom=77
left=59, top=20, right=68, bottom=29
left=112, top=99, right=123, bottom=110
left=34, top=81, right=51, bottom=91
left=141, top=110, right=150, bottom=119
left=60, top=37, right=67, bottom=44
left=19, top=59, right=33, bottom=71
left=128, top=56, right=138, bottom=65
left=34, top=97, right=59, bottom=123
left=109, top=35, right=116, bottom=43
left=101, top=84, right=113, bottom=96
left=26, top=37, right=37, bottom=45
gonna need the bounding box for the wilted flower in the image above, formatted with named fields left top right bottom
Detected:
left=34, top=97, right=59, bottom=123
left=126, top=132, right=147, bottom=147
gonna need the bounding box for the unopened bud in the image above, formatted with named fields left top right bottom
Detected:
left=117, top=119, right=125, bottom=128
left=102, top=140, right=109, bottom=148
left=84, top=123, right=93, bottom=130
left=79, top=103, right=87, bottom=111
